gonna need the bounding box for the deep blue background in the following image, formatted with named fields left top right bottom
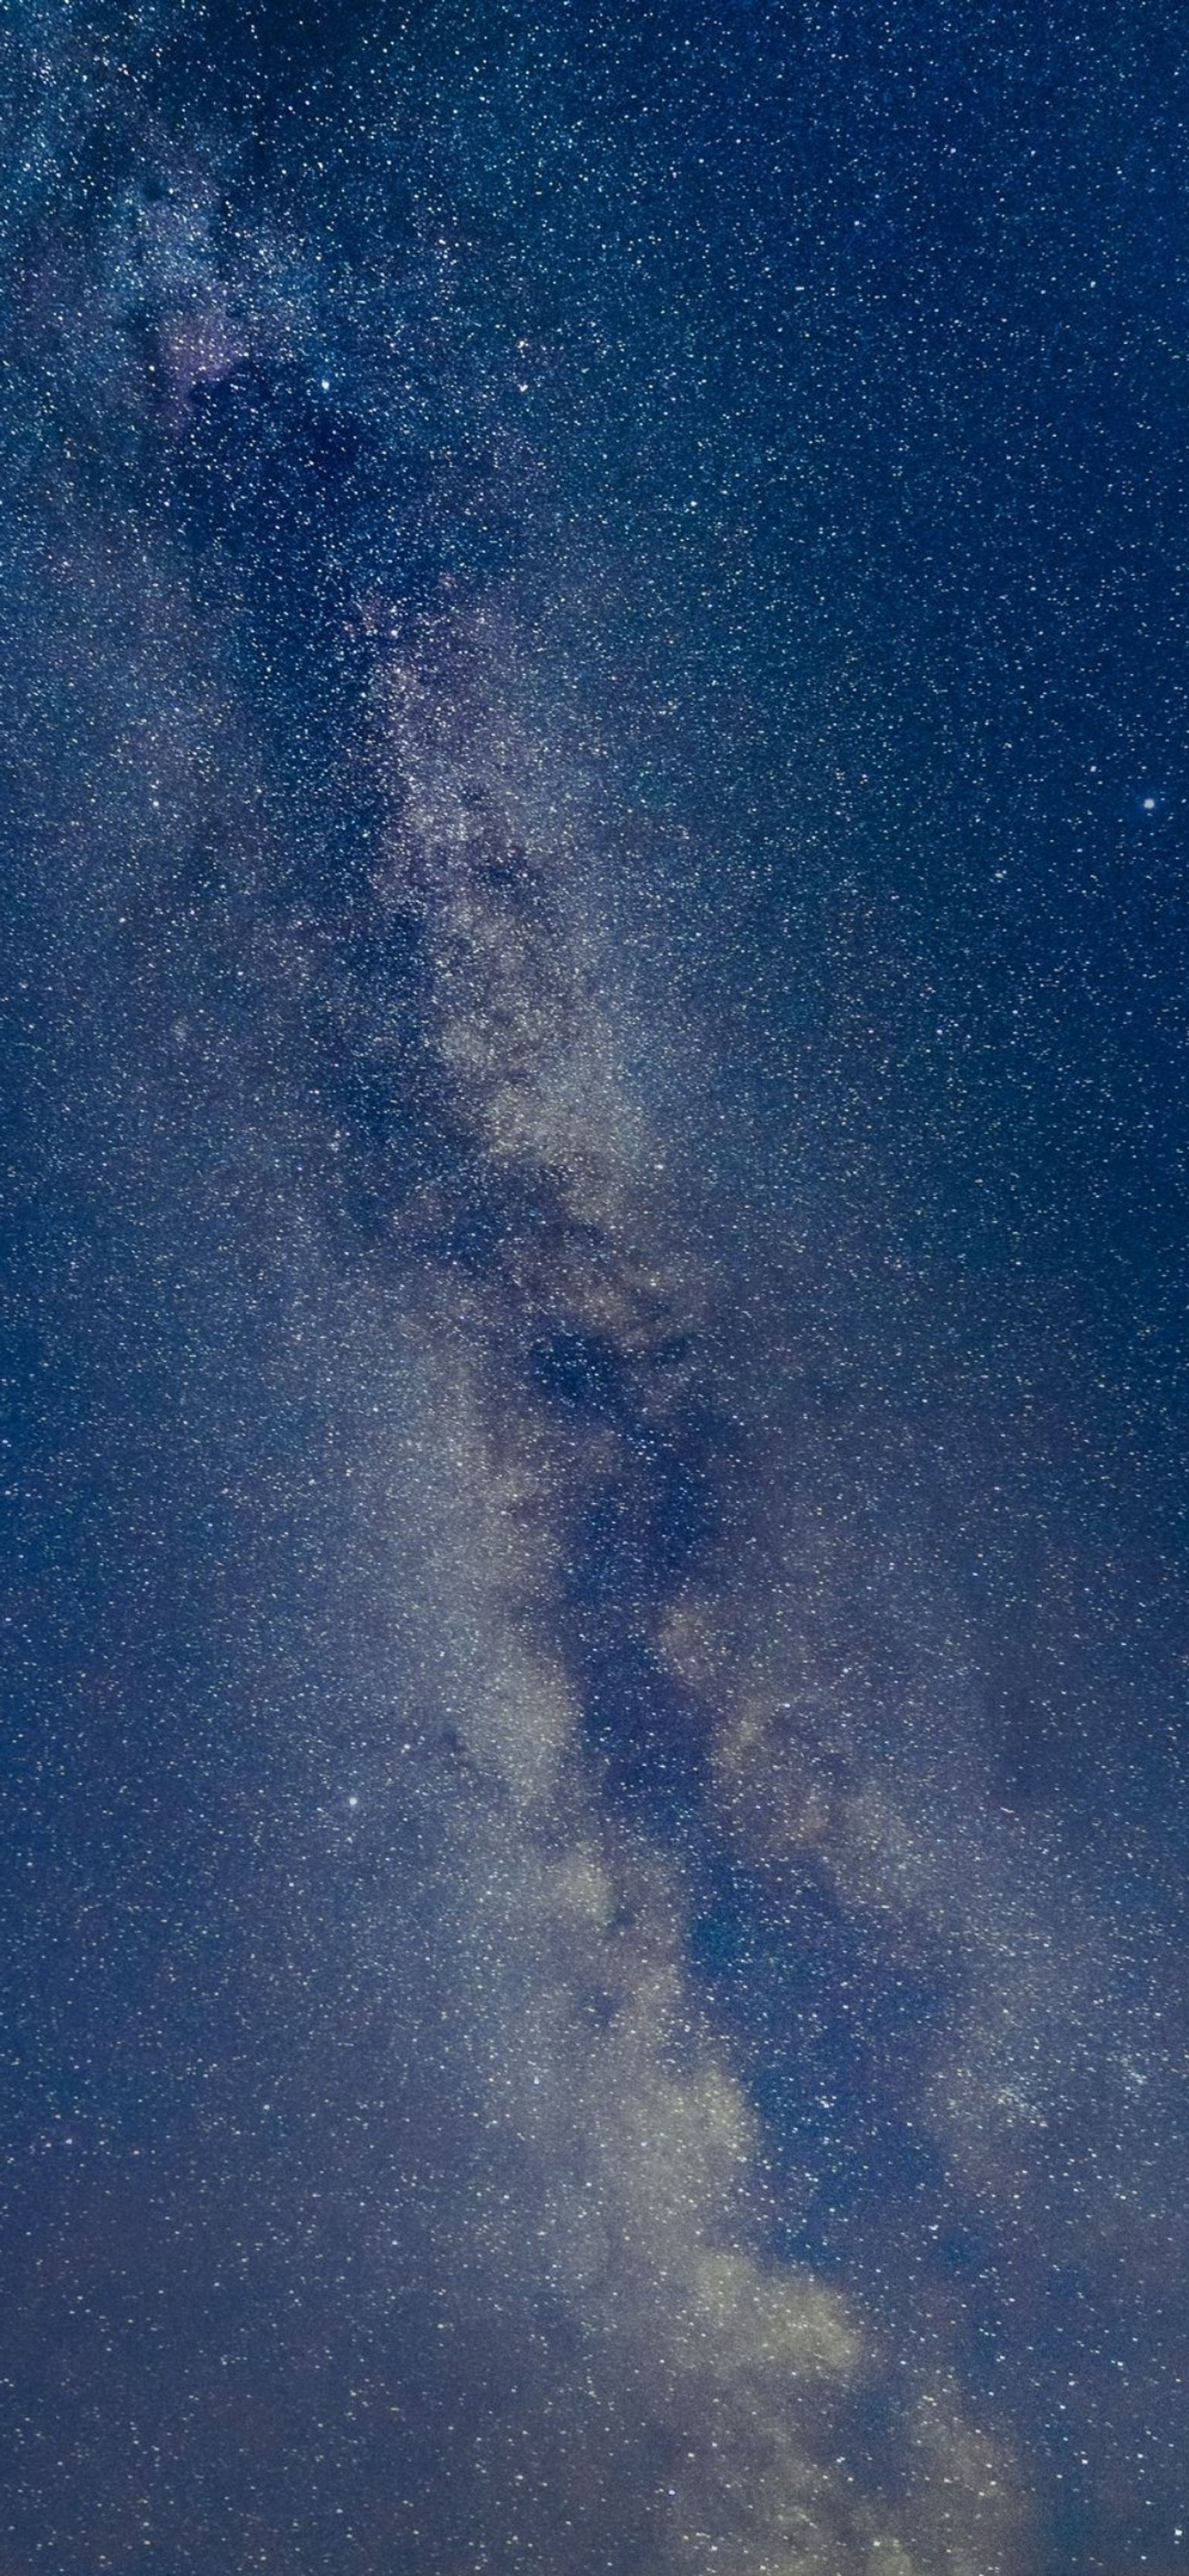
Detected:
left=3, top=4, right=1188, bottom=2568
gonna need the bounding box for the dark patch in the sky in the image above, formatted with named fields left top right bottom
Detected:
left=528, top=1324, right=626, bottom=1425
left=181, top=367, right=398, bottom=700
left=534, top=1392, right=721, bottom=1768
left=563, top=1446, right=713, bottom=1613
left=691, top=1849, right=954, bottom=2237
left=579, top=1635, right=710, bottom=1823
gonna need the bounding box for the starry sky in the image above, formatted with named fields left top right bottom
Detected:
left=3, top=4, right=1189, bottom=2570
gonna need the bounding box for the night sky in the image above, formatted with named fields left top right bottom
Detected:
left=3, top=5, right=1189, bottom=2570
